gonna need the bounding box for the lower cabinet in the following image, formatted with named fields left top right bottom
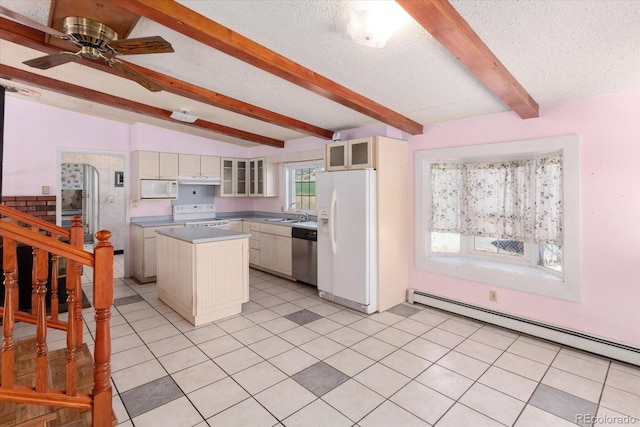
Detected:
left=258, top=223, right=292, bottom=276
left=131, top=223, right=183, bottom=283
left=246, top=221, right=261, bottom=266
left=274, top=235, right=292, bottom=275
left=228, top=220, right=243, bottom=232
left=156, top=234, right=249, bottom=326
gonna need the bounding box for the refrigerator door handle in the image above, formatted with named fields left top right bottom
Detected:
left=330, top=188, right=337, bottom=255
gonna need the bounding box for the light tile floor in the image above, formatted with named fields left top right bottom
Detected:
left=14, top=255, right=640, bottom=426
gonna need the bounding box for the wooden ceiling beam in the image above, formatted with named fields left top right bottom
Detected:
left=0, top=16, right=331, bottom=140
left=0, top=64, right=285, bottom=147
left=397, top=0, right=539, bottom=119
left=123, top=62, right=334, bottom=139
left=109, top=0, right=424, bottom=135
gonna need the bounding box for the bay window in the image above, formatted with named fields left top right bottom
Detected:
left=415, top=135, right=580, bottom=301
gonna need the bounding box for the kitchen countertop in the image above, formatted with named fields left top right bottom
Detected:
left=156, top=227, right=250, bottom=244
left=132, top=213, right=317, bottom=230
left=131, top=217, right=190, bottom=227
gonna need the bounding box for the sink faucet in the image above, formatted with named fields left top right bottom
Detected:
left=288, top=202, right=308, bottom=221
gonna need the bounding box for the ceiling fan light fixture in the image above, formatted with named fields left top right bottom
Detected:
left=170, top=109, right=198, bottom=123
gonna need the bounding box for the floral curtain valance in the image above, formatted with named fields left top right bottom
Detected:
left=430, top=155, right=563, bottom=246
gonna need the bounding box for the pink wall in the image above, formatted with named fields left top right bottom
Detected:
left=408, top=89, right=640, bottom=347
left=3, top=98, right=130, bottom=195
left=6, top=91, right=638, bottom=348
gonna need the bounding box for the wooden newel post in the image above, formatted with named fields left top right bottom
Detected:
left=92, top=230, right=113, bottom=426
left=70, top=216, right=84, bottom=347
left=2, top=238, right=17, bottom=389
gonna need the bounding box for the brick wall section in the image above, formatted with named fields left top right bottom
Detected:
left=2, top=196, right=57, bottom=223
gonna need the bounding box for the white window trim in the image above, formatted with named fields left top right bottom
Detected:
left=415, top=135, right=580, bottom=301
left=284, top=160, right=323, bottom=213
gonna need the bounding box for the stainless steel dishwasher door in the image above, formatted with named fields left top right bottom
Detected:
left=291, top=227, right=317, bottom=286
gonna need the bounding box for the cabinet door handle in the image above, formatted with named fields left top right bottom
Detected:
left=330, top=189, right=337, bottom=255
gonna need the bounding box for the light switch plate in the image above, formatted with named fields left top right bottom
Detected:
left=42, top=185, right=50, bottom=195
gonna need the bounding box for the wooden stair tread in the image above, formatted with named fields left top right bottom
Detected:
left=13, top=412, right=58, bottom=427
left=0, top=336, right=117, bottom=427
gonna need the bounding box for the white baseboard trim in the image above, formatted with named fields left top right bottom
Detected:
left=408, top=289, right=640, bottom=366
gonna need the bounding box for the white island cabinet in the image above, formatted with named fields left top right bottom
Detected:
left=156, top=227, right=250, bottom=326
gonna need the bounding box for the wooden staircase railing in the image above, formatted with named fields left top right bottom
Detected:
left=0, top=205, right=114, bottom=426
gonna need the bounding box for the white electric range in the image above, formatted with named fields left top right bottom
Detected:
left=172, top=204, right=229, bottom=228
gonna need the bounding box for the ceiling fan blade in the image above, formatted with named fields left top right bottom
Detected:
left=23, top=52, right=80, bottom=70
left=108, top=60, right=163, bottom=92
left=107, top=36, right=174, bottom=55
left=0, top=6, right=67, bottom=39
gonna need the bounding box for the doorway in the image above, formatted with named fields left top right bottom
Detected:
left=60, top=163, right=99, bottom=243
left=58, top=152, right=126, bottom=255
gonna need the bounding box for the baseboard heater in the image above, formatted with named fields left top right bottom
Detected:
left=408, top=289, right=640, bottom=367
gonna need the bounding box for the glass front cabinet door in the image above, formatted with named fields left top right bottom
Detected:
left=236, top=160, right=248, bottom=196
left=348, top=137, right=375, bottom=169
left=249, top=158, right=265, bottom=196
left=221, top=158, right=248, bottom=197
left=325, top=141, right=348, bottom=171
left=325, top=137, right=376, bottom=171
left=221, top=158, right=234, bottom=196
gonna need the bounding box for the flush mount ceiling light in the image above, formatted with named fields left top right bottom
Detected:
left=170, top=109, right=198, bottom=123
left=345, top=1, right=409, bottom=48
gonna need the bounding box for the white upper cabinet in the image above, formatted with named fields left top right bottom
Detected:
left=249, top=157, right=278, bottom=197
left=135, top=151, right=179, bottom=179
left=200, top=155, right=221, bottom=177
left=325, top=137, right=376, bottom=171
left=325, top=142, right=348, bottom=171
left=159, top=152, right=179, bottom=178
left=220, top=158, right=248, bottom=197
left=136, top=151, right=159, bottom=178
left=178, top=154, right=200, bottom=176
left=179, top=154, right=221, bottom=177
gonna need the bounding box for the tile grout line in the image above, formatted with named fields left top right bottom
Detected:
left=81, top=268, right=639, bottom=426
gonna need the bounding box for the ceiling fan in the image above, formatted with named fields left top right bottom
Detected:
left=0, top=6, right=173, bottom=92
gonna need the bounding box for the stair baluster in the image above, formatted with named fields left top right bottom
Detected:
left=50, top=255, right=59, bottom=321
left=65, top=281, right=77, bottom=396
left=70, top=217, right=84, bottom=347
left=34, top=248, right=49, bottom=393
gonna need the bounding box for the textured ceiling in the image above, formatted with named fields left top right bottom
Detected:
left=0, top=0, right=639, bottom=147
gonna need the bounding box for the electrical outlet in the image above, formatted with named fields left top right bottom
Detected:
left=42, top=185, right=50, bottom=195
left=489, top=290, right=498, bottom=302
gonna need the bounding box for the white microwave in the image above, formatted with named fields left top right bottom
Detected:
left=140, top=179, right=178, bottom=199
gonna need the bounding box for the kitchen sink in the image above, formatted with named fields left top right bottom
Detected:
left=263, top=217, right=299, bottom=223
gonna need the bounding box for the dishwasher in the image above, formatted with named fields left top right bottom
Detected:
left=291, top=227, right=317, bottom=286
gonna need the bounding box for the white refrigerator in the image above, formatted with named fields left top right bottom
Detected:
left=316, top=170, right=378, bottom=314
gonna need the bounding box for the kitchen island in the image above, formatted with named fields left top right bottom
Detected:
left=156, top=227, right=250, bottom=326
